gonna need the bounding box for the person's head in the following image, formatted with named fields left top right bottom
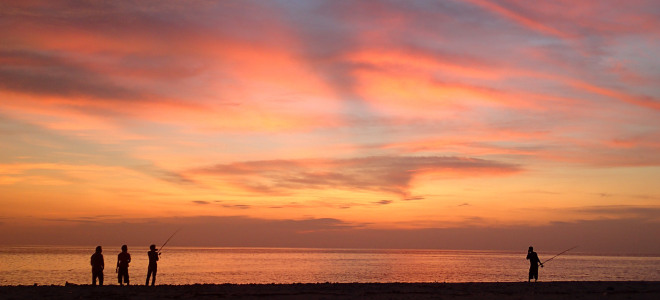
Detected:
left=121, top=245, right=128, bottom=252
left=96, top=246, right=102, bottom=253
left=150, top=244, right=156, bottom=251
left=528, top=246, right=534, bottom=252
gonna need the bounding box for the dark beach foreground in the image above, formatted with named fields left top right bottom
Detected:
left=1, top=282, right=659, bottom=299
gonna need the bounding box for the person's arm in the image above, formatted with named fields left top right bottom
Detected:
left=101, top=256, right=104, bottom=270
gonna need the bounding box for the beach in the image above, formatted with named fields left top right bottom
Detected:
left=1, top=282, right=659, bottom=299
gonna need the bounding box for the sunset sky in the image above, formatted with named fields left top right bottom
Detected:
left=1, top=0, right=659, bottom=253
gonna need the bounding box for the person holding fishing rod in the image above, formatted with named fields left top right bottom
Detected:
left=145, top=228, right=181, bottom=286
left=526, top=246, right=543, bottom=282
left=146, top=244, right=159, bottom=286
left=526, top=245, right=578, bottom=282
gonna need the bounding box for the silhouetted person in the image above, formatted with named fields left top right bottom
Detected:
left=116, top=245, right=131, bottom=286
left=526, top=246, right=543, bottom=282
left=90, top=246, right=104, bottom=286
left=146, top=244, right=159, bottom=286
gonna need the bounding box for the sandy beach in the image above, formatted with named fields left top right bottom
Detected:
left=1, top=282, right=659, bottom=299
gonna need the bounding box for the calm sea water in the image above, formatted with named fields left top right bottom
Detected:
left=1, top=247, right=659, bottom=286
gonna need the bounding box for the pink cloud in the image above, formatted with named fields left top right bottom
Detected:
left=569, top=80, right=660, bottom=111
left=465, top=0, right=572, bottom=40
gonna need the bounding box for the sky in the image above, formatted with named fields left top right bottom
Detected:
left=1, top=0, right=660, bottom=254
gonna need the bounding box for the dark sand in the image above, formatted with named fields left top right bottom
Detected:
left=1, top=282, right=659, bottom=299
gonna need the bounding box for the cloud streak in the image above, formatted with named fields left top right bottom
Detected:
left=191, top=156, right=520, bottom=197
left=0, top=50, right=143, bottom=101
left=0, top=115, right=193, bottom=186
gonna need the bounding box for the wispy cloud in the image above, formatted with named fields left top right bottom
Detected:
left=569, top=205, right=660, bottom=221
left=0, top=115, right=193, bottom=186
left=465, top=0, right=572, bottom=40
left=0, top=50, right=144, bottom=101
left=191, top=156, right=520, bottom=197
left=222, top=204, right=252, bottom=210
left=403, top=196, right=425, bottom=201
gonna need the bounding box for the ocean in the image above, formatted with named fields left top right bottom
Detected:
left=1, top=246, right=658, bottom=286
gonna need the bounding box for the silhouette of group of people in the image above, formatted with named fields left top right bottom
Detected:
left=90, top=244, right=548, bottom=285
left=90, top=244, right=159, bottom=286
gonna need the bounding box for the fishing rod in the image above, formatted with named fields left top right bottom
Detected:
left=541, top=246, right=578, bottom=265
left=158, top=227, right=182, bottom=254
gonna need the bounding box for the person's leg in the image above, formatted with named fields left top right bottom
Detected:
left=146, top=268, right=152, bottom=285
left=99, top=271, right=103, bottom=286
left=151, top=266, right=157, bottom=286
left=92, top=272, right=97, bottom=285
left=118, top=271, right=123, bottom=285
left=125, top=270, right=130, bottom=285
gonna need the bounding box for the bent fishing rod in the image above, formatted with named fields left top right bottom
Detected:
left=158, top=227, right=182, bottom=254
left=541, top=246, right=578, bottom=266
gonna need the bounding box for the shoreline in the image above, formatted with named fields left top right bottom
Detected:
left=1, top=282, right=659, bottom=299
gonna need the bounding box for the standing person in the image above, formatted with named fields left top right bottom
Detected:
left=526, top=246, right=543, bottom=282
left=146, top=244, right=159, bottom=286
left=90, top=246, right=104, bottom=286
left=116, top=245, right=131, bottom=286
